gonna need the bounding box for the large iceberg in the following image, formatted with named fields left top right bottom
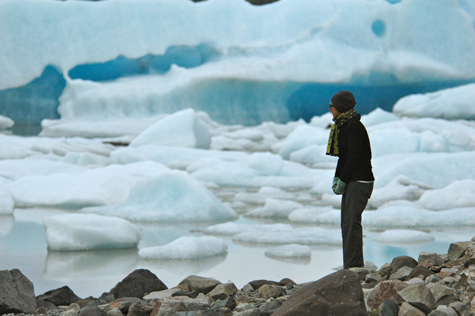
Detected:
left=1, top=0, right=474, bottom=125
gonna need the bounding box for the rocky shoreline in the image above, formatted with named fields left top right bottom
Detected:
left=2, top=236, right=475, bottom=316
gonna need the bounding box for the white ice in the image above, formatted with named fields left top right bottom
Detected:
left=204, top=222, right=293, bottom=236
left=138, top=236, right=227, bottom=260
left=265, top=244, right=311, bottom=259
left=372, top=230, right=435, bottom=246
left=43, top=213, right=141, bottom=251
left=0, top=115, right=14, bottom=130
left=232, top=227, right=341, bottom=246
left=81, top=170, right=238, bottom=222
left=246, top=198, right=303, bottom=218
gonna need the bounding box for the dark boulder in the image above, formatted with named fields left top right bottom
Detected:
left=387, top=256, right=418, bottom=279
left=0, top=269, right=37, bottom=314
left=272, top=270, right=367, bottom=316
left=37, top=286, right=82, bottom=306
left=110, top=269, right=168, bottom=299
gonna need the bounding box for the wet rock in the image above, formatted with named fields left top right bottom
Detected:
left=110, top=269, right=167, bottom=299
left=396, top=283, right=436, bottom=315
left=272, top=270, right=367, bottom=316
left=178, top=276, right=221, bottom=295
left=0, top=268, right=37, bottom=315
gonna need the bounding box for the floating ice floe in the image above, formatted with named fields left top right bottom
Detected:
left=232, top=227, right=341, bottom=246
left=265, top=244, right=311, bottom=258
left=288, top=206, right=336, bottom=223
left=8, top=161, right=168, bottom=208
left=130, top=109, right=211, bottom=149
left=234, top=187, right=296, bottom=205
left=81, top=170, right=238, bottom=222
left=246, top=198, right=303, bottom=218
left=417, top=179, right=475, bottom=210
left=307, top=206, right=475, bottom=227
left=138, top=236, right=227, bottom=260
left=204, top=222, right=293, bottom=236
left=372, top=229, right=435, bottom=246
left=43, top=213, right=141, bottom=251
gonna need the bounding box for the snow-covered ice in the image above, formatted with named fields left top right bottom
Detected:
left=43, top=214, right=141, bottom=251
left=138, top=236, right=227, bottom=260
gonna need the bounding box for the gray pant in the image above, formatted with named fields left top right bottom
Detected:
left=341, top=181, right=373, bottom=269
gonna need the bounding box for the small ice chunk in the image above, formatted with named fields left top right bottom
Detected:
left=0, top=115, right=14, bottom=130
left=372, top=230, right=435, bottom=245
left=265, top=244, right=311, bottom=258
left=0, top=183, right=14, bottom=215
left=246, top=198, right=303, bottom=218
left=204, top=222, right=293, bottom=236
left=232, top=227, right=341, bottom=245
left=130, top=109, right=211, bottom=149
left=43, top=214, right=141, bottom=251
left=417, top=179, right=475, bottom=210
left=138, top=236, right=227, bottom=260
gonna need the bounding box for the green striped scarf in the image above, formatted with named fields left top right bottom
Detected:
left=326, top=108, right=359, bottom=157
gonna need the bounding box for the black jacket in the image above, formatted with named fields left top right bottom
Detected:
left=335, top=118, right=374, bottom=183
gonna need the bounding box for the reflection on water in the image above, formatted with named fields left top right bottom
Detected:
left=44, top=249, right=139, bottom=280
left=139, top=254, right=227, bottom=276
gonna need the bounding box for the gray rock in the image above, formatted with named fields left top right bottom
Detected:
left=207, top=283, right=238, bottom=301
left=448, top=301, right=469, bottom=315
left=106, top=308, right=124, bottom=316
left=388, top=256, right=418, bottom=279
left=448, top=241, right=472, bottom=261
left=77, top=306, right=106, bottom=316
left=396, top=283, right=436, bottom=315
left=378, top=263, right=391, bottom=277
left=179, top=276, right=221, bottom=295
left=144, top=289, right=182, bottom=300
left=110, top=269, right=167, bottom=299
left=389, top=266, right=414, bottom=281
left=258, top=299, right=282, bottom=316
left=37, top=286, right=82, bottom=306
left=425, top=275, right=442, bottom=284
left=419, top=252, right=446, bottom=266
left=257, top=284, right=283, bottom=299
left=377, top=299, right=398, bottom=316
left=348, top=267, right=371, bottom=281
left=398, top=302, right=425, bottom=316
left=156, top=293, right=210, bottom=315
left=127, top=302, right=154, bottom=316
left=61, top=303, right=80, bottom=316
left=367, top=280, right=408, bottom=311
left=0, top=268, right=37, bottom=314
left=212, top=296, right=236, bottom=311
left=233, top=309, right=261, bottom=316
left=272, top=270, right=367, bottom=316
left=407, top=265, right=434, bottom=280
left=428, top=307, right=458, bottom=316
left=426, top=283, right=455, bottom=306
left=366, top=272, right=383, bottom=284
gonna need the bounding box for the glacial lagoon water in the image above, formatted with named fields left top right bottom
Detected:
left=1, top=204, right=474, bottom=299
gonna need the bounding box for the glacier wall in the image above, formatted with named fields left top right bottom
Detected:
left=1, top=0, right=475, bottom=125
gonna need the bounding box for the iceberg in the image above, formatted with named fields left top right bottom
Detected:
left=264, top=244, right=311, bottom=259
left=43, top=213, right=142, bottom=251
left=1, top=0, right=474, bottom=125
